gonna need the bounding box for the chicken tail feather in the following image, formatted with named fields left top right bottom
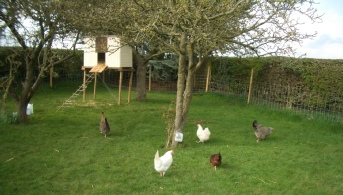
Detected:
left=154, top=150, right=160, bottom=161
left=105, top=118, right=110, bottom=131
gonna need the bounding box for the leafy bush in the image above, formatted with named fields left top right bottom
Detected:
left=51, top=49, right=83, bottom=80
left=0, top=111, right=18, bottom=124
left=0, top=47, right=83, bottom=83
left=211, top=56, right=343, bottom=112
left=147, top=59, right=178, bottom=82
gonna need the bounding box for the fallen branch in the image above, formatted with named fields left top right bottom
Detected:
left=253, top=176, right=267, bottom=184
left=5, top=157, right=14, bottom=162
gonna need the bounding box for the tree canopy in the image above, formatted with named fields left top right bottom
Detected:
left=111, top=0, right=321, bottom=147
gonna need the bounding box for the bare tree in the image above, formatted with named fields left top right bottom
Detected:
left=71, top=0, right=321, bottom=147
left=0, top=0, right=81, bottom=123
left=126, top=0, right=321, bottom=147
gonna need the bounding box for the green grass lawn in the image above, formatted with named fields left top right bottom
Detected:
left=0, top=81, right=342, bottom=194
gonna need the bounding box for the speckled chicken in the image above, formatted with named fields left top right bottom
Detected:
left=210, top=152, right=222, bottom=170
left=100, top=112, right=110, bottom=137
left=252, top=120, right=273, bottom=142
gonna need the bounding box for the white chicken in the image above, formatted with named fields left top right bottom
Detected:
left=154, top=150, right=174, bottom=177
left=196, top=124, right=211, bottom=143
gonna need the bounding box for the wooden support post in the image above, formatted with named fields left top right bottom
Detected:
left=94, top=73, right=97, bottom=100
left=128, top=70, right=133, bottom=103
left=102, top=70, right=105, bottom=83
left=247, top=68, right=254, bottom=104
left=205, top=65, right=211, bottom=92
left=118, top=70, right=123, bottom=105
left=83, top=69, right=86, bottom=102
left=50, top=66, right=53, bottom=88
left=149, top=65, right=152, bottom=91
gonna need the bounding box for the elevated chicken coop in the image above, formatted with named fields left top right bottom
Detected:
left=83, top=36, right=132, bottom=68
left=81, top=35, right=134, bottom=104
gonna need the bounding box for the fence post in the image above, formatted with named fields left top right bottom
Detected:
left=149, top=65, right=152, bottom=92
left=82, top=68, right=86, bottom=102
left=94, top=73, right=97, bottom=100
left=128, top=70, right=133, bottom=103
left=118, top=70, right=123, bottom=105
left=205, top=65, right=211, bottom=92
left=247, top=68, right=254, bottom=104
left=50, top=65, right=53, bottom=88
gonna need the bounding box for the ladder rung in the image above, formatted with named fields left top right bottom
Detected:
left=58, top=74, right=94, bottom=111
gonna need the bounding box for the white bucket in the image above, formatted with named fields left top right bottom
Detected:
left=175, top=132, right=183, bottom=142
left=26, top=103, right=33, bottom=115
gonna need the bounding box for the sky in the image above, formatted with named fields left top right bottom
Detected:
left=294, top=0, right=343, bottom=59
left=1, top=1, right=342, bottom=59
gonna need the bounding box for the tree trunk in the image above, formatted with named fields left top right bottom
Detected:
left=132, top=48, right=160, bottom=101
left=133, top=50, right=147, bottom=101
left=14, top=54, right=34, bottom=122
left=180, top=66, right=195, bottom=129
left=169, top=38, right=207, bottom=148
left=17, top=99, right=29, bottom=122
left=171, top=33, right=187, bottom=147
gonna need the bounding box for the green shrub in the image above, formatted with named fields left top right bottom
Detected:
left=0, top=110, right=18, bottom=124
left=0, top=47, right=83, bottom=83
left=212, top=56, right=343, bottom=112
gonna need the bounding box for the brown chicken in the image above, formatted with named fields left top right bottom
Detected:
left=210, top=152, right=222, bottom=170
left=100, top=112, right=110, bottom=137
left=252, top=120, right=273, bottom=142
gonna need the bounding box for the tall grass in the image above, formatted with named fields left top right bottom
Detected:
left=0, top=81, right=342, bottom=194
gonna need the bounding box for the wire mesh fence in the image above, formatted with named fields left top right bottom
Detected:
left=210, top=80, right=343, bottom=123
left=50, top=67, right=343, bottom=123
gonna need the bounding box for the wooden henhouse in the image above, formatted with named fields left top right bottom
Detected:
left=83, top=36, right=132, bottom=68
left=82, top=35, right=134, bottom=104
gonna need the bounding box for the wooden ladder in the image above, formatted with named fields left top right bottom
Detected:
left=57, top=73, right=95, bottom=111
